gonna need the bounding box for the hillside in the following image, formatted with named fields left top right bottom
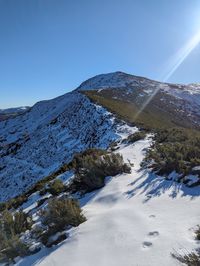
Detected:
left=0, top=92, right=127, bottom=201
left=0, top=72, right=200, bottom=266
left=79, top=72, right=200, bottom=130
left=17, top=136, right=200, bottom=266
left=0, top=106, right=30, bottom=121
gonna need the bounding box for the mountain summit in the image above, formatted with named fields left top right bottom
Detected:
left=77, top=71, right=155, bottom=90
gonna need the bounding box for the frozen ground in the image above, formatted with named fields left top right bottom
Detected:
left=17, top=137, right=200, bottom=266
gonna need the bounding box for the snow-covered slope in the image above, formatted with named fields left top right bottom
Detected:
left=0, top=106, right=30, bottom=121
left=0, top=92, right=125, bottom=201
left=18, top=136, right=200, bottom=266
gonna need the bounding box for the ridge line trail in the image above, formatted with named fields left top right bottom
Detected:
left=19, top=138, right=200, bottom=266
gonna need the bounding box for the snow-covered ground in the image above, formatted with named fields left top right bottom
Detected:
left=17, top=137, right=200, bottom=266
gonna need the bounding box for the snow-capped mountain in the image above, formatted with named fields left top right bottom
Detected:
left=0, top=72, right=200, bottom=202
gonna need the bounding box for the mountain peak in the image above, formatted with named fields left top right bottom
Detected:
left=76, top=71, right=140, bottom=91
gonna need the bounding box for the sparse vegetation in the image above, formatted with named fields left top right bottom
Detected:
left=83, top=90, right=179, bottom=130
left=0, top=163, right=70, bottom=212
left=172, top=225, right=200, bottom=265
left=172, top=250, right=200, bottom=266
left=143, top=128, right=200, bottom=181
left=83, top=89, right=200, bottom=131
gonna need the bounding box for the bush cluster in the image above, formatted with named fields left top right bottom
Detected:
left=0, top=210, right=32, bottom=263
left=70, top=151, right=131, bottom=193
left=40, top=197, right=86, bottom=246
left=144, top=128, right=200, bottom=181
left=126, top=131, right=146, bottom=143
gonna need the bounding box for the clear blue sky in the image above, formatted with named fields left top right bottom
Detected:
left=1, top=0, right=200, bottom=108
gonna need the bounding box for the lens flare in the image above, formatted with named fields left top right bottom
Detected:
left=133, top=30, right=200, bottom=121
left=162, top=30, right=200, bottom=82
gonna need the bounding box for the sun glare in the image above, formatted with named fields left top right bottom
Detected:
left=162, top=29, right=200, bottom=82
left=133, top=29, right=200, bottom=121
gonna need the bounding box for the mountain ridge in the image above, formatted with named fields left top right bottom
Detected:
left=0, top=71, right=200, bottom=201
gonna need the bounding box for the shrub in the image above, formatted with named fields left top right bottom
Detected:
left=69, top=148, right=107, bottom=169
left=42, top=197, right=85, bottom=229
left=48, top=179, right=65, bottom=196
left=195, top=226, right=200, bottom=241
left=14, top=210, right=32, bottom=234
left=0, top=235, right=28, bottom=263
left=0, top=210, right=31, bottom=262
left=40, top=197, right=86, bottom=245
left=0, top=209, right=32, bottom=237
left=126, top=131, right=146, bottom=143
left=143, top=128, right=200, bottom=180
left=70, top=152, right=131, bottom=193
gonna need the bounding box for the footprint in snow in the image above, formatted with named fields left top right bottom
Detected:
left=149, top=214, right=156, bottom=219
left=142, top=241, right=153, bottom=248
left=148, top=231, right=159, bottom=238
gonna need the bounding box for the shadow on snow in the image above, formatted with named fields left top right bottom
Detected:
left=125, top=169, right=200, bottom=202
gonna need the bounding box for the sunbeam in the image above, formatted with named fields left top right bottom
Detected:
left=162, top=30, right=200, bottom=82
left=133, top=30, right=200, bottom=121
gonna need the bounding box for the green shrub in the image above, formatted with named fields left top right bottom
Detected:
left=42, top=197, right=85, bottom=229
left=0, top=209, right=32, bottom=237
left=14, top=210, right=32, bottom=234
left=48, top=179, right=65, bottom=196
left=144, top=128, right=200, bottom=180
left=0, top=210, right=31, bottom=262
left=69, top=148, right=107, bottom=169
left=126, top=131, right=146, bottom=143
left=70, top=152, right=131, bottom=193
left=0, top=235, right=28, bottom=263
left=40, top=197, right=85, bottom=246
